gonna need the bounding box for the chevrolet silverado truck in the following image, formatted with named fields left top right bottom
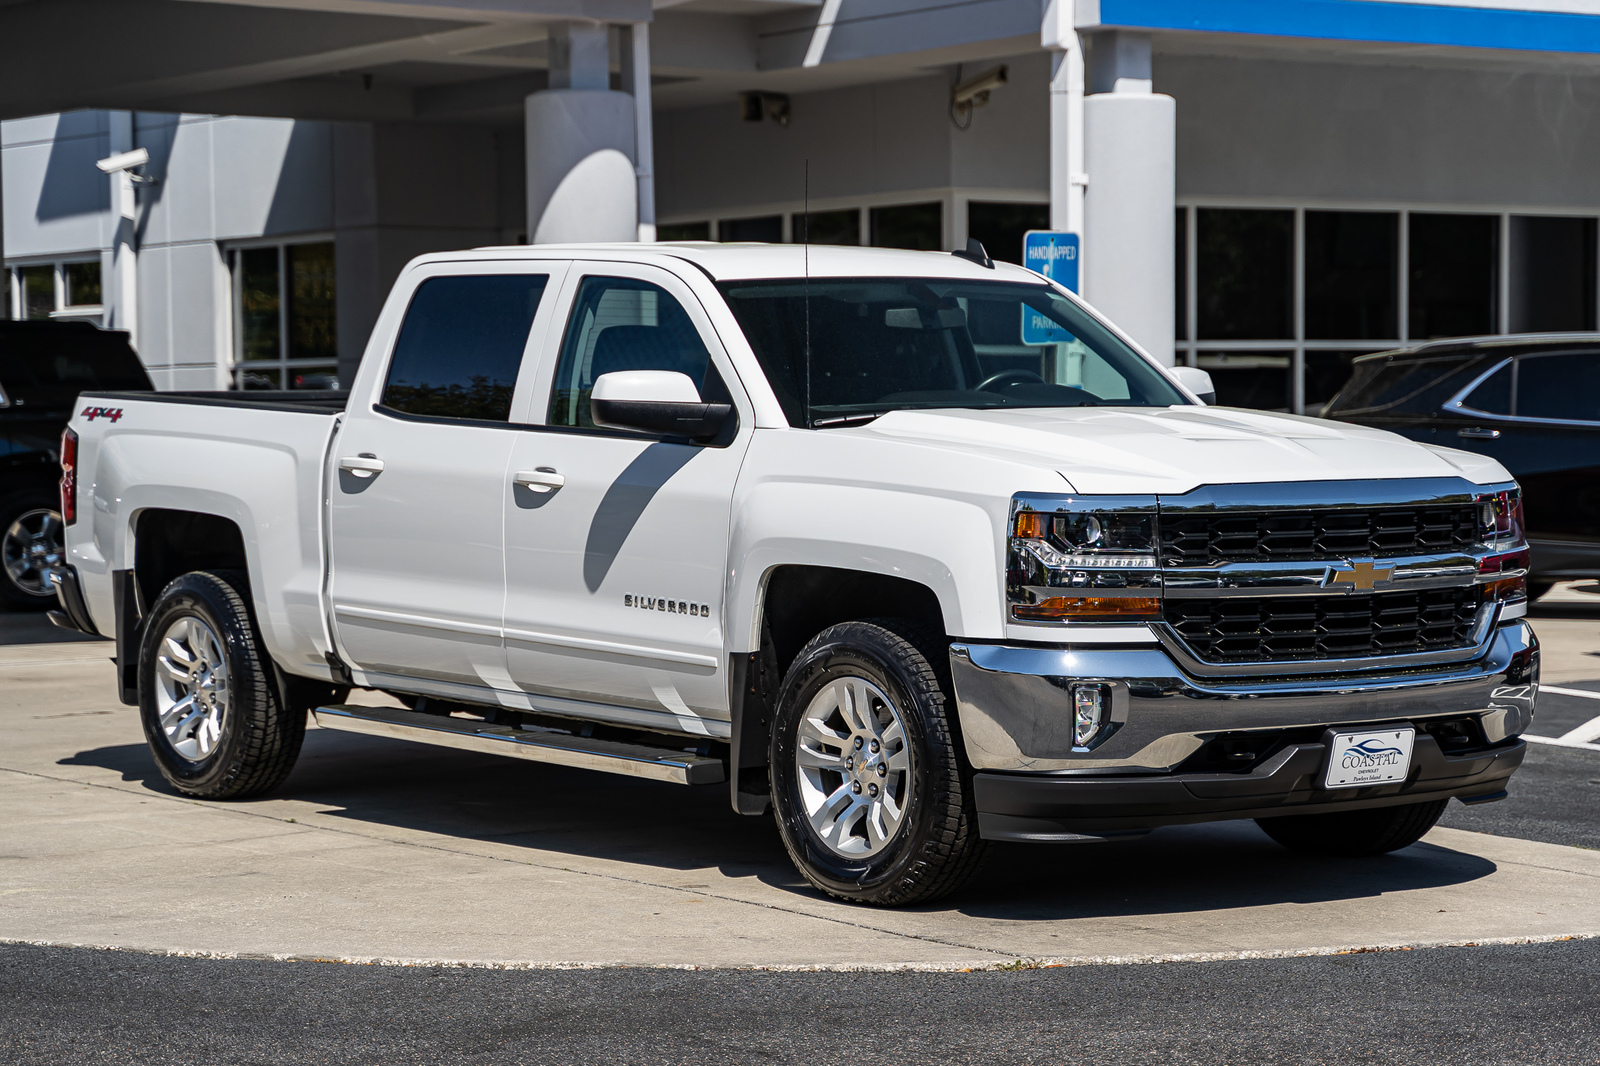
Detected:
left=52, top=243, right=1538, bottom=906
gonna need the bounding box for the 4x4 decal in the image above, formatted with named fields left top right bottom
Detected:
left=81, top=405, right=124, bottom=423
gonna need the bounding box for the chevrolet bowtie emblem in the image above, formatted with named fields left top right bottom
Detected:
left=1327, top=560, right=1394, bottom=592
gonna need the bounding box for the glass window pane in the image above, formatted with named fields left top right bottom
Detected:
left=289, top=366, right=340, bottom=390
left=238, top=368, right=281, bottom=390
left=791, top=209, right=860, bottom=247
left=720, top=216, right=782, bottom=242
left=1510, top=216, right=1597, bottom=333
left=1304, top=351, right=1367, bottom=413
left=870, top=203, right=943, bottom=251
left=238, top=247, right=281, bottom=361
left=547, top=277, right=714, bottom=429
left=381, top=274, right=548, bottom=422
left=1305, top=211, right=1397, bottom=340
left=658, top=221, right=711, bottom=241
left=286, top=242, right=336, bottom=362
left=19, top=266, right=54, bottom=320
left=63, top=261, right=101, bottom=307
left=1197, top=209, right=1293, bottom=340
left=1516, top=353, right=1600, bottom=422
left=1198, top=352, right=1291, bottom=411
left=966, top=201, right=1048, bottom=265
left=1408, top=213, right=1498, bottom=339
left=1463, top=361, right=1511, bottom=415
left=1323, top=352, right=1499, bottom=416
left=1175, top=207, right=1187, bottom=341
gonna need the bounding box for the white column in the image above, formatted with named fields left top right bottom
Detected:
left=1042, top=0, right=1084, bottom=237
left=526, top=22, right=638, bottom=244
left=106, top=111, right=138, bottom=348
left=1082, top=33, right=1175, bottom=365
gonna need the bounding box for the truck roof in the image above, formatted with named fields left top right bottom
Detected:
left=420, top=241, right=1046, bottom=284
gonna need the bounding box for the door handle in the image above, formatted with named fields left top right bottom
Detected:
left=338, top=454, right=385, bottom=477
left=514, top=468, right=565, bottom=493
left=1457, top=427, right=1501, bottom=440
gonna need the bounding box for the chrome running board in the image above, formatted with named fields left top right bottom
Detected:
left=311, top=704, right=725, bottom=786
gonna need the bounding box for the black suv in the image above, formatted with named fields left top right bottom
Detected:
left=1323, top=334, right=1600, bottom=595
left=0, top=321, right=152, bottom=609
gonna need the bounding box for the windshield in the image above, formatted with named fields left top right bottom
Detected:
left=716, top=277, right=1188, bottom=426
left=1322, top=352, right=1496, bottom=416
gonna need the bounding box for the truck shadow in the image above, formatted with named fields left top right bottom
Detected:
left=63, top=727, right=1497, bottom=920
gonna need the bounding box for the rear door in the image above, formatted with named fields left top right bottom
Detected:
left=327, top=264, right=566, bottom=695
left=499, top=262, right=753, bottom=733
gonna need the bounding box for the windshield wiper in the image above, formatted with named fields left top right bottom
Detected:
left=810, top=411, right=889, bottom=427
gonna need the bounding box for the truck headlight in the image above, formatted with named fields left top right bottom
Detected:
left=1008, top=497, right=1161, bottom=622
left=1476, top=487, right=1529, bottom=605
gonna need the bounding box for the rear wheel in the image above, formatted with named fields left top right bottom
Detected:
left=0, top=490, right=64, bottom=610
left=770, top=619, right=984, bottom=906
left=138, top=570, right=304, bottom=799
left=1255, top=799, right=1449, bottom=857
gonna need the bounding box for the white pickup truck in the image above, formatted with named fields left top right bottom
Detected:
left=52, top=242, right=1538, bottom=905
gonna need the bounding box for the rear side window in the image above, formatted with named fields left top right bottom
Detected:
left=381, top=274, right=548, bottom=422
left=0, top=323, right=151, bottom=408
left=1516, top=352, right=1600, bottom=423
left=547, top=276, right=717, bottom=429
left=1461, top=361, right=1511, bottom=415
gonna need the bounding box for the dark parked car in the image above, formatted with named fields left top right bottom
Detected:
left=0, top=321, right=152, bottom=608
left=1324, top=334, right=1600, bottom=596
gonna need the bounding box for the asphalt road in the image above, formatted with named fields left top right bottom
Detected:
left=4, top=937, right=1599, bottom=1065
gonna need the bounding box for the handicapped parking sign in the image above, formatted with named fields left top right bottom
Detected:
left=1021, top=230, right=1079, bottom=345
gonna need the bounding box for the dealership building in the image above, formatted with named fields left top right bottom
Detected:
left=4, top=0, right=1600, bottom=411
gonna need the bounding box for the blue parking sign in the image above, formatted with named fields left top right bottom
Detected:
left=1021, top=230, right=1079, bottom=345
left=1023, top=230, right=1079, bottom=291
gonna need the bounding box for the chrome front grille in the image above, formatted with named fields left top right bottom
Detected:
left=1164, top=586, right=1484, bottom=663
left=1158, top=504, right=1479, bottom=564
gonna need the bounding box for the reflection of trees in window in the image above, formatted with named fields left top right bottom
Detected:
left=288, top=242, right=336, bottom=361
left=382, top=375, right=514, bottom=422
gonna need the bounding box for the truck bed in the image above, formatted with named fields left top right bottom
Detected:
left=83, top=389, right=349, bottom=414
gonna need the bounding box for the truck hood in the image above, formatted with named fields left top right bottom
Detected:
left=859, top=405, right=1511, bottom=495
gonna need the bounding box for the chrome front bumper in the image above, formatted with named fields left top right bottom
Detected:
left=949, top=621, right=1538, bottom=840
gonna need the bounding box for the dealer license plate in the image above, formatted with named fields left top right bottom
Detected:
left=1325, top=727, right=1415, bottom=789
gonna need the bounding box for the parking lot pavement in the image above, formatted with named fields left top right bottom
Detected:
left=3, top=628, right=1600, bottom=971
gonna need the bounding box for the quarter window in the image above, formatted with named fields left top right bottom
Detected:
left=547, top=277, right=716, bottom=430
left=381, top=274, right=549, bottom=422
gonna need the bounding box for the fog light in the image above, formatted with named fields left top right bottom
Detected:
left=1072, top=684, right=1108, bottom=748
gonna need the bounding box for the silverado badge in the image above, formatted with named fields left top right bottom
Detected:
left=625, top=594, right=710, bottom=618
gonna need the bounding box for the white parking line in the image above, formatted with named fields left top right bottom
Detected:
left=1524, top=734, right=1600, bottom=752
left=1558, top=714, right=1600, bottom=744
left=1541, top=686, right=1600, bottom=701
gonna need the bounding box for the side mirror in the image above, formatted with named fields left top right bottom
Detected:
left=1170, top=365, right=1216, bottom=406
left=590, top=370, right=733, bottom=443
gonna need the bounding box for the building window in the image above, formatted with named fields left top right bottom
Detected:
left=966, top=202, right=1048, bottom=265
left=658, top=221, right=711, bottom=241
left=720, top=216, right=783, bottom=243
left=1179, top=204, right=1600, bottom=414
left=870, top=203, right=942, bottom=250
left=791, top=209, right=860, bottom=246
left=6, top=259, right=103, bottom=323
left=228, top=240, right=338, bottom=390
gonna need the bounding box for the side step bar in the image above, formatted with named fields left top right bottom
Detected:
left=311, top=704, right=725, bottom=786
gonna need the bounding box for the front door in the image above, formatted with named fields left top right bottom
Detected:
left=501, top=264, right=752, bottom=734
left=328, top=266, right=564, bottom=694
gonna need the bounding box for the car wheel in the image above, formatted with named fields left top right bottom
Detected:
left=138, top=569, right=304, bottom=799
left=0, top=490, right=65, bottom=610
left=770, top=619, right=984, bottom=906
left=1255, top=798, right=1449, bottom=857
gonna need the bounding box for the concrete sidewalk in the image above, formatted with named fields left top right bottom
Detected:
left=2, top=639, right=1599, bottom=971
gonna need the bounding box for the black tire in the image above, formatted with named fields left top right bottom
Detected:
left=1255, top=798, right=1449, bottom=857
left=0, top=489, right=64, bottom=611
left=770, top=619, right=984, bottom=906
left=137, top=569, right=304, bottom=799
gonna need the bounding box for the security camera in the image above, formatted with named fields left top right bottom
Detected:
left=96, top=148, right=149, bottom=174
left=951, top=64, right=1008, bottom=111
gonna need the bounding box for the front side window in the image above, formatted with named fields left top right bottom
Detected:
left=1516, top=353, right=1600, bottom=423
left=547, top=276, right=716, bottom=429
left=381, top=274, right=549, bottom=422
left=717, top=277, right=1186, bottom=426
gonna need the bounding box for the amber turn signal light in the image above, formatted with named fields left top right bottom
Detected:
left=1012, top=596, right=1161, bottom=621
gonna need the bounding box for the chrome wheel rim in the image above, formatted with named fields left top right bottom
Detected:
left=2, top=508, right=63, bottom=598
left=794, top=675, right=912, bottom=859
left=154, top=616, right=229, bottom=761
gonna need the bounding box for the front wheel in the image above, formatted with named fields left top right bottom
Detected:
left=770, top=619, right=984, bottom=906
left=138, top=570, right=304, bottom=799
left=1255, top=798, right=1449, bottom=857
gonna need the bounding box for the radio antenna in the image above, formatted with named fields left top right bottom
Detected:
left=803, top=158, right=812, bottom=428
